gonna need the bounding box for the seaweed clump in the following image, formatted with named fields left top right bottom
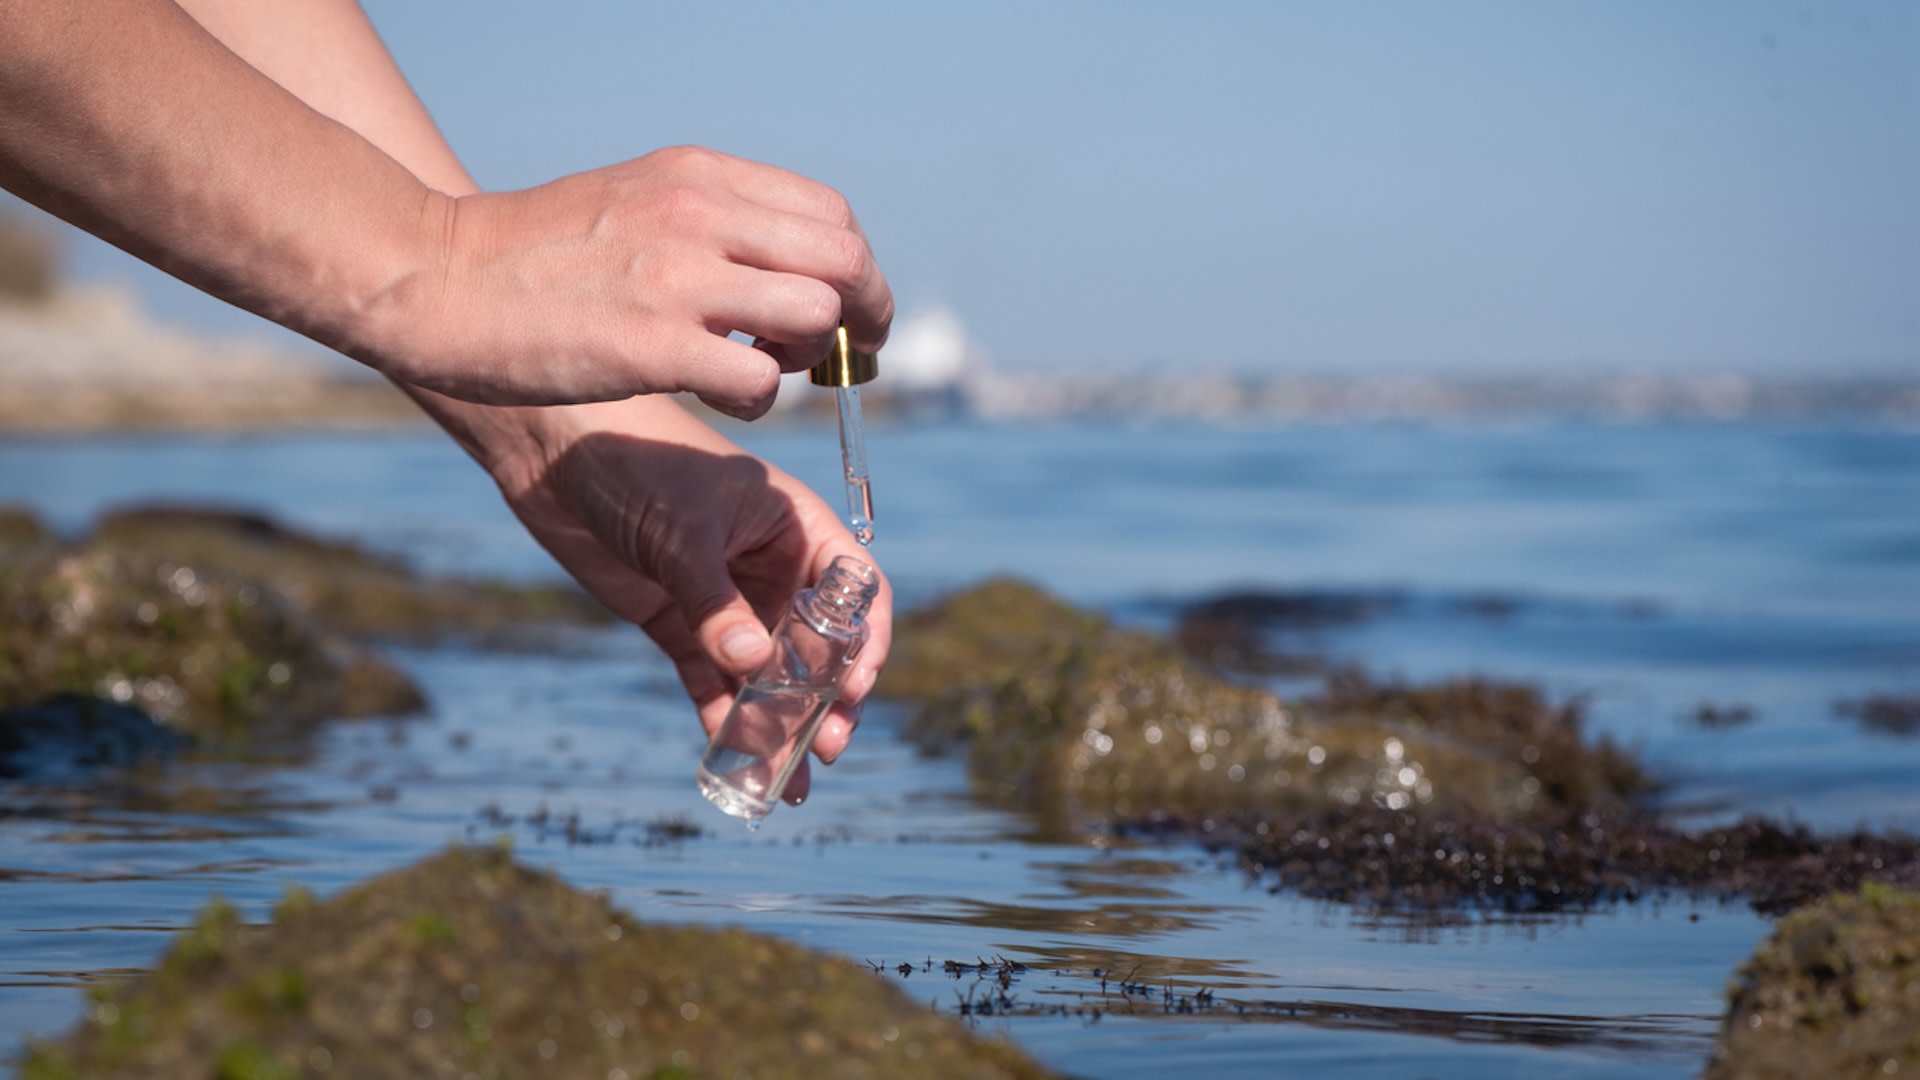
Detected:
left=89, top=504, right=608, bottom=645
left=0, top=503, right=615, bottom=775
left=0, top=543, right=422, bottom=749
left=0, top=503, right=53, bottom=554
left=880, top=579, right=1920, bottom=914
left=881, top=579, right=1646, bottom=835
left=1704, top=882, right=1920, bottom=1080
left=20, top=846, right=1057, bottom=1080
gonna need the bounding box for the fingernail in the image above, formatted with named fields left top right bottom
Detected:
left=719, top=626, right=761, bottom=668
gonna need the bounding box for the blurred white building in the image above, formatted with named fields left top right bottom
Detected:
left=879, top=305, right=984, bottom=414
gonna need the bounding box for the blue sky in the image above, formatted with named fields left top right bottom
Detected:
left=46, top=2, right=1920, bottom=375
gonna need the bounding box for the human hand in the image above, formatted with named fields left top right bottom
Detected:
left=368, top=146, right=892, bottom=419
left=437, top=393, right=891, bottom=801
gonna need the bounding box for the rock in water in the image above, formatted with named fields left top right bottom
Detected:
left=20, top=846, right=1058, bottom=1080
left=0, top=544, right=423, bottom=751
left=1705, top=883, right=1920, bottom=1080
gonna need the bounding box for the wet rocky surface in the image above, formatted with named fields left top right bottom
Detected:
left=1703, top=882, right=1920, bottom=1080
left=18, top=845, right=1057, bottom=1080
left=89, top=504, right=608, bottom=646
left=0, top=503, right=608, bottom=778
left=879, top=579, right=1920, bottom=916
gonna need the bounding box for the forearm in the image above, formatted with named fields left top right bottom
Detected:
left=168, top=0, right=513, bottom=462
left=171, top=2, right=746, bottom=474
left=172, top=0, right=476, bottom=199
left=0, top=0, right=448, bottom=374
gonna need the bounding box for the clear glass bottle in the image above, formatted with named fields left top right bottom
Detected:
left=696, top=555, right=879, bottom=824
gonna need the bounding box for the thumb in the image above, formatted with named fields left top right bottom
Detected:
left=659, top=556, right=772, bottom=680
left=703, top=602, right=773, bottom=681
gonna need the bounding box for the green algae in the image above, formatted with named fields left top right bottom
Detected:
left=22, top=846, right=1059, bottom=1080
left=880, top=579, right=1920, bottom=917
left=0, top=503, right=53, bottom=555
left=90, top=504, right=607, bottom=645
left=0, top=544, right=421, bottom=748
left=1, top=503, right=616, bottom=776
left=1705, top=883, right=1920, bottom=1080
left=879, top=579, right=1643, bottom=832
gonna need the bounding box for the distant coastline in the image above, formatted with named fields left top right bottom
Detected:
left=945, top=369, right=1920, bottom=426
left=0, top=286, right=424, bottom=434
left=3, top=287, right=1912, bottom=435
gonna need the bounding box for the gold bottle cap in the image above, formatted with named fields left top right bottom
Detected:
left=809, top=324, right=879, bottom=387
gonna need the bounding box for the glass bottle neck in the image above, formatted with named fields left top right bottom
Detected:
left=796, top=556, right=878, bottom=634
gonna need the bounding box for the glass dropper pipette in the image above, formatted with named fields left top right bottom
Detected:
left=810, top=324, right=878, bottom=546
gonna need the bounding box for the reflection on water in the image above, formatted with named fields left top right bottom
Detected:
left=925, top=954, right=1711, bottom=1058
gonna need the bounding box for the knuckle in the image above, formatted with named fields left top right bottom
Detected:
left=652, top=144, right=709, bottom=171
left=818, top=188, right=855, bottom=230
left=798, top=282, right=842, bottom=337
left=744, top=354, right=782, bottom=402
left=652, top=185, right=717, bottom=234
left=825, top=231, right=871, bottom=289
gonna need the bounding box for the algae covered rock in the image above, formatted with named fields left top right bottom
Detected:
left=1705, top=882, right=1920, bottom=1080
left=880, top=579, right=1642, bottom=830
left=21, top=846, right=1058, bottom=1080
left=0, top=502, right=618, bottom=772
left=90, top=503, right=608, bottom=644
left=0, top=543, right=422, bottom=749
left=0, top=503, right=53, bottom=554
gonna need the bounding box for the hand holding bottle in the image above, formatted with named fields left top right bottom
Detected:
left=422, top=392, right=891, bottom=777
left=697, top=556, right=879, bottom=823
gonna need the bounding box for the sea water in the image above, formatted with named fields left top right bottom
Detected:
left=0, top=419, right=1915, bottom=1079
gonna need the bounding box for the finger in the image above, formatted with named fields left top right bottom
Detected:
left=780, top=755, right=812, bottom=805
left=751, top=334, right=836, bottom=377
left=668, top=331, right=783, bottom=417
left=711, top=209, right=892, bottom=356
left=816, top=549, right=891, bottom=710
left=612, top=512, right=779, bottom=687
left=497, top=488, right=744, bottom=730
left=676, top=146, right=863, bottom=235
left=810, top=700, right=861, bottom=765
left=695, top=261, right=841, bottom=368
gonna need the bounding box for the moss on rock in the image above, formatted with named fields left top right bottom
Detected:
left=90, top=504, right=608, bottom=645
left=0, top=503, right=53, bottom=555
left=21, top=846, right=1058, bottom=1080
left=0, top=543, right=422, bottom=751
left=880, top=579, right=1643, bottom=831
left=881, top=580, right=1920, bottom=915
left=0, top=503, right=621, bottom=775
left=1705, top=883, right=1920, bottom=1080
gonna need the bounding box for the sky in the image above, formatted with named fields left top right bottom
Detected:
left=38, top=1, right=1920, bottom=376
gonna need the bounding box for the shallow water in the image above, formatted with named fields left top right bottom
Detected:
left=2, top=418, right=1917, bottom=1078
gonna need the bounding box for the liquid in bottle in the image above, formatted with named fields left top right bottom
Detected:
left=696, top=556, right=879, bottom=825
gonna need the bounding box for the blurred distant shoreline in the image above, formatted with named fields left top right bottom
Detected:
left=0, top=286, right=424, bottom=435
left=1, top=286, right=1912, bottom=435
left=927, top=368, right=1920, bottom=426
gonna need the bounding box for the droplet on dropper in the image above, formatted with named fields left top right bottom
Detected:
left=744, top=817, right=761, bottom=833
